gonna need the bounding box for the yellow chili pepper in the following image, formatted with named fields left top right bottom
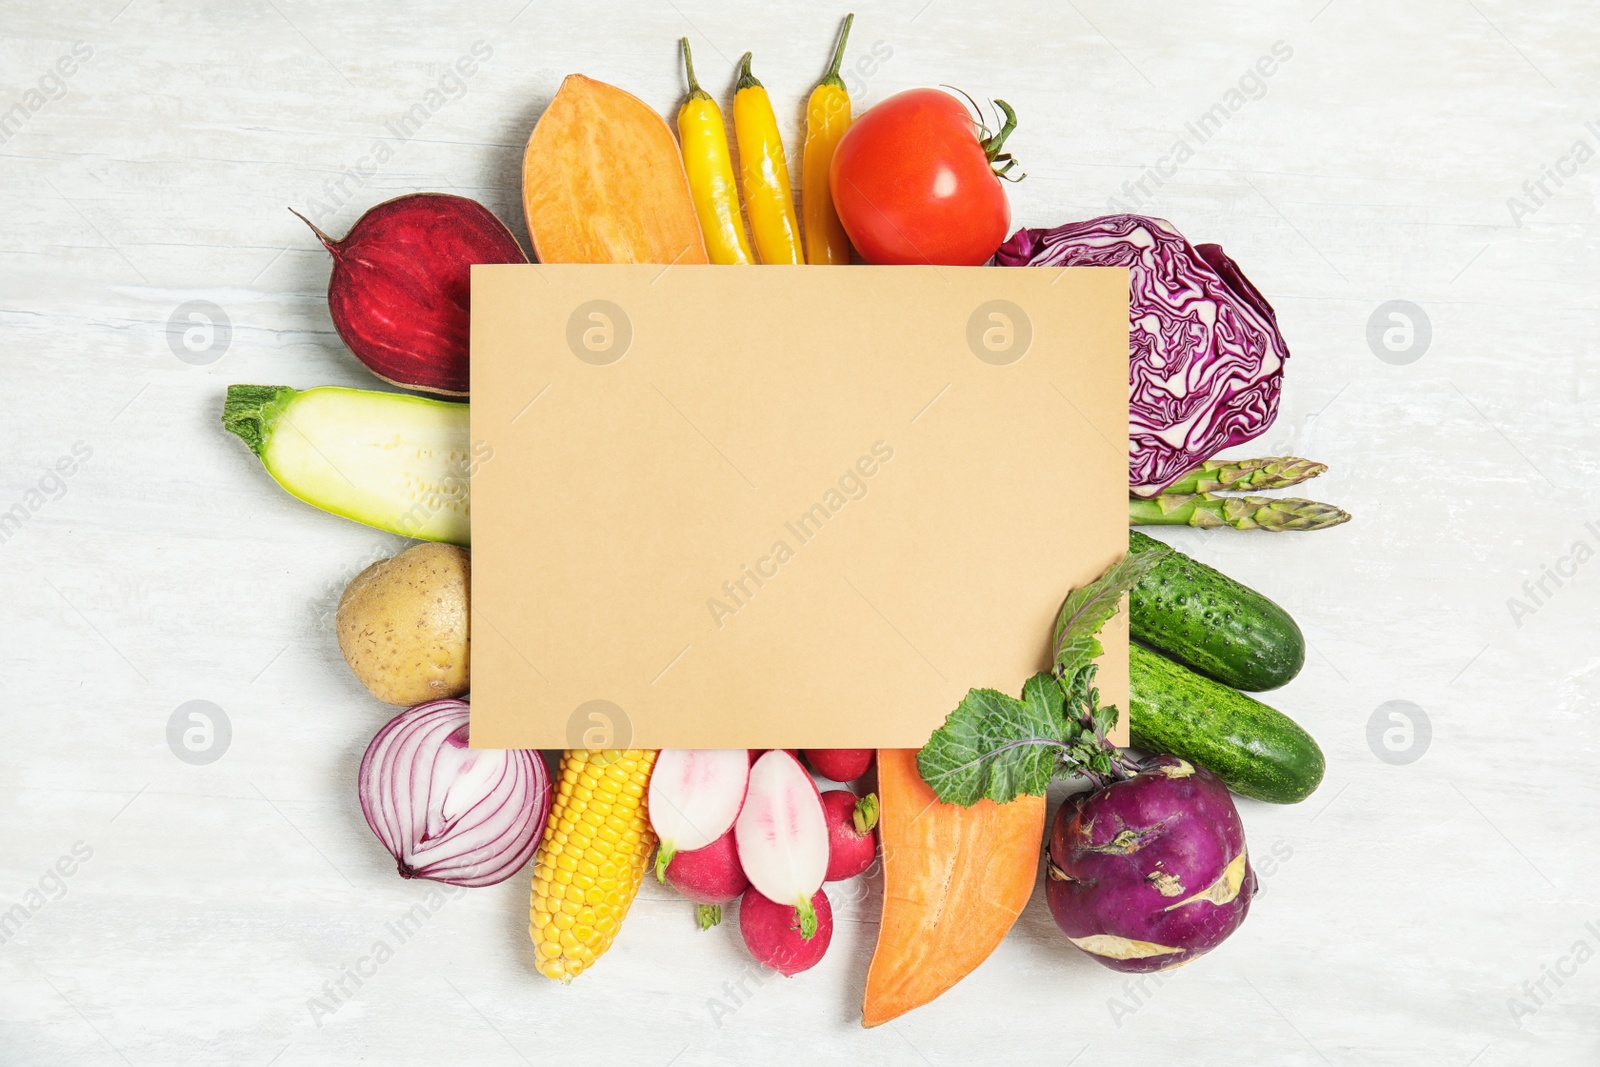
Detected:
left=802, top=14, right=855, bottom=265
left=676, top=38, right=753, bottom=265
left=733, top=51, right=804, bottom=265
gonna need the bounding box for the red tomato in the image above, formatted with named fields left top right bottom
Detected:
left=829, top=88, right=1015, bottom=266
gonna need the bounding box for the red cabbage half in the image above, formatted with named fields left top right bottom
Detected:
left=994, top=215, right=1288, bottom=497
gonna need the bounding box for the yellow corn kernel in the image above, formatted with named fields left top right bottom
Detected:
left=528, top=748, right=658, bottom=983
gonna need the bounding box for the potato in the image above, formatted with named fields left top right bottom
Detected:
left=337, top=543, right=469, bottom=705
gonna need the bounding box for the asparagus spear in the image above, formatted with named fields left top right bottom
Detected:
left=1162, top=457, right=1327, bottom=495
left=1129, top=492, right=1351, bottom=531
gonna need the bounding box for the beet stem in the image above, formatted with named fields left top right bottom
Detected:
left=287, top=206, right=339, bottom=253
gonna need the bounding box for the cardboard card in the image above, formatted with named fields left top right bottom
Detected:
left=469, top=264, right=1129, bottom=750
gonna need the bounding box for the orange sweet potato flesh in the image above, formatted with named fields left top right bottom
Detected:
left=862, top=748, right=1046, bottom=1028
left=523, top=74, right=709, bottom=265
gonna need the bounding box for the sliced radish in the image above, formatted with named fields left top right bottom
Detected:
left=649, top=749, right=750, bottom=881
left=735, top=749, right=829, bottom=938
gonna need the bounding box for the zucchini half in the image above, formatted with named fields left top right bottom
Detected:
left=222, top=384, right=471, bottom=545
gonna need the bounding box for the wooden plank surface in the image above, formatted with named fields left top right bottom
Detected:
left=2, top=1, right=1596, bottom=1063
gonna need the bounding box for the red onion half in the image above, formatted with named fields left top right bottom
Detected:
left=358, top=699, right=550, bottom=888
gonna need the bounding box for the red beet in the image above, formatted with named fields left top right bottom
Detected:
left=1046, top=756, right=1257, bottom=973
left=739, top=886, right=833, bottom=976
left=820, top=790, right=878, bottom=881
left=662, top=827, right=748, bottom=905
left=803, top=748, right=874, bottom=782
left=292, top=193, right=528, bottom=396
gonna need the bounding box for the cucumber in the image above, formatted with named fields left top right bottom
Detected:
left=1129, top=643, right=1324, bottom=804
left=222, top=385, right=472, bottom=545
left=1129, top=530, right=1304, bottom=691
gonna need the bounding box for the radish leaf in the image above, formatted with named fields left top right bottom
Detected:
left=1052, top=544, right=1169, bottom=673
left=921, top=548, right=1162, bottom=805
left=916, top=675, right=1067, bottom=805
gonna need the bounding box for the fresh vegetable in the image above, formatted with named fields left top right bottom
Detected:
left=1129, top=643, right=1325, bottom=804
left=821, top=790, right=877, bottom=881
left=1046, top=756, right=1256, bottom=972
left=735, top=750, right=828, bottom=938
left=357, top=699, right=549, bottom=887
left=221, top=385, right=471, bottom=546
left=675, top=39, right=754, bottom=265
left=803, top=748, right=873, bottom=782
left=994, top=216, right=1290, bottom=497
left=861, top=749, right=1044, bottom=1027
left=733, top=53, right=804, bottom=264
left=649, top=748, right=750, bottom=880
left=1162, top=456, right=1326, bottom=495
left=522, top=74, right=708, bottom=265
left=917, top=545, right=1262, bottom=973
left=740, top=885, right=833, bottom=976
left=801, top=14, right=855, bottom=265
left=1128, top=530, right=1304, bottom=692
left=336, top=543, right=470, bottom=706
left=528, top=748, right=659, bottom=981
left=1129, top=491, right=1350, bottom=531
left=290, top=193, right=526, bottom=397
left=662, top=827, right=748, bottom=929
left=830, top=88, right=1017, bottom=266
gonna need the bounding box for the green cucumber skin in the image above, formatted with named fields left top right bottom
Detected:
left=1129, top=530, right=1305, bottom=692
left=1129, top=643, right=1325, bottom=804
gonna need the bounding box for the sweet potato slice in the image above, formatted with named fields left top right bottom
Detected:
left=862, top=748, right=1046, bottom=1027
left=523, top=74, right=708, bottom=265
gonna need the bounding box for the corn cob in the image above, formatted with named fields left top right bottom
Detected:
left=529, top=748, right=658, bottom=982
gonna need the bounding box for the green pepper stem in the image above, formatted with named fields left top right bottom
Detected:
left=735, top=51, right=762, bottom=92
left=818, top=14, right=855, bottom=89
left=680, top=38, right=710, bottom=101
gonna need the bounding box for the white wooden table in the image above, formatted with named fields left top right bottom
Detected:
left=4, top=1, right=1596, bottom=1063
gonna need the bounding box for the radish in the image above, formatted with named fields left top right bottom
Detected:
left=648, top=749, right=750, bottom=881
left=662, top=827, right=749, bottom=929
left=804, top=748, right=874, bottom=782
left=735, top=750, right=829, bottom=937
left=739, top=885, right=833, bottom=975
left=820, top=790, right=878, bottom=881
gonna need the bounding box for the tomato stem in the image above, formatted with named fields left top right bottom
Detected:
left=982, top=99, right=1018, bottom=163
left=944, top=87, right=1024, bottom=180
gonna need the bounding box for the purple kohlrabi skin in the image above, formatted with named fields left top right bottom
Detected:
left=1046, top=755, right=1257, bottom=973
